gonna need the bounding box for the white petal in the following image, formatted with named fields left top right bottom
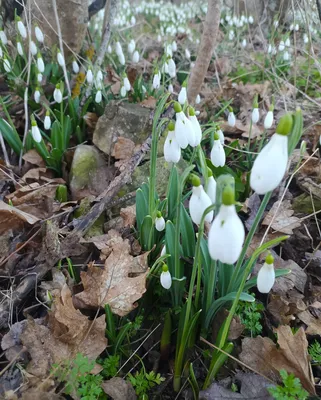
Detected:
left=189, top=185, right=213, bottom=225
left=252, top=108, right=260, bottom=124
left=37, top=57, right=45, bottom=73
left=53, top=88, right=62, bottom=103
left=44, top=116, right=51, bottom=130
left=210, top=140, right=226, bottom=167
left=175, top=114, right=189, bottom=149
left=132, top=50, right=139, bottom=63
left=257, top=263, right=275, bottom=293
left=218, top=129, right=225, bottom=144
left=250, top=133, right=288, bottom=194
left=35, top=26, right=44, bottom=43
left=160, top=271, right=172, bottom=289
left=178, top=87, right=187, bottom=105
left=17, top=21, right=27, bottom=39
left=228, top=112, right=236, bottom=127
left=31, top=125, right=42, bottom=142
left=189, top=115, right=202, bottom=146
left=164, top=131, right=181, bottom=163
left=124, top=77, right=131, bottom=91
left=264, top=111, right=274, bottom=129
left=72, top=60, right=79, bottom=74
left=86, top=69, right=93, bottom=83
left=95, top=90, right=102, bottom=103
left=206, top=176, right=217, bottom=204
left=155, top=216, right=165, bottom=231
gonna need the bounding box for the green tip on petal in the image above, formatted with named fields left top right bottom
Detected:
left=265, top=253, right=274, bottom=265
left=253, top=94, right=258, bottom=108
left=228, top=106, right=233, bottom=112
left=214, top=131, right=220, bottom=141
left=269, top=104, right=274, bottom=112
left=190, top=174, right=201, bottom=187
left=162, top=264, right=169, bottom=272
left=174, top=102, right=182, bottom=113
left=222, top=185, right=235, bottom=206
left=207, top=167, right=213, bottom=178
left=182, top=80, right=187, bottom=88
left=56, top=83, right=60, bottom=89
left=46, top=110, right=50, bottom=116
left=189, top=106, right=195, bottom=116
left=31, top=120, right=37, bottom=127
left=276, top=113, right=293, bottom=136
left=157, top=211, right=162, bottom=218
left=168, top=121, right=175, bottom=131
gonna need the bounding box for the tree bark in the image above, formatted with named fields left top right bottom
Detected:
left=187, top=0, right=221, bottom=104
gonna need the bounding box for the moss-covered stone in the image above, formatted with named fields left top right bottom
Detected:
left=293, top=193, right=321, bottom=214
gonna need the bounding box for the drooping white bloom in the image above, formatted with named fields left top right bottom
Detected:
left=0, top=30, right=7, bottom=45
left=189, top=113, right=202, bottom=146
left=217, top=129, right=225, bottom=144
left=44, top=113, right=51, bottom=130
left=208, top=203, right=245, bottom=264
left=161, top=245, right=166, bottom=257
left=189, top=184, right=213, bottom=224
left=132, top=50, right=139, bottom=63
left=250, top=133, right=288, bottom=194
left=175, top=110, right=195, bottom=148
left=172, top=40, right=177, bottom=52
left=95, top=90, right=102, bottom=103
left=290, top=24, right=294, bottom=31
left=115, top=41, right=123, bottom=55
left=178, top=86, right=187, bottom=105
left=228, top=111, right=236, bottom=127
left=118, top=52, right=125, bottom=65
left=17, top=41, right=23, bottom=56
left=86, top=69, right=93, bottom=84
left=185, top=48, right=191, bottom=60
left=124, top=76, right=131, bottom=91
left=211, top=138, right=226, bottom=167
left=164, top=128, right=181, bottom=163
left=53, top=86, right=63, bottom=103
left=72, top=60, right=79, bottom=74
left=107, top=44, right=112, bottom=54
left=0, top=46, right=3, bottom=58
left=285, top=37, right=290, bottom=47
left=242, top=38, right=247, bottom=48
left=278, top=40, right=285, bottom=52
left=283, top=51, right=290, bottom=61
left=160, top=268, right=172, bottom=289
left=57, top=51, right=65, bottom=67
left=264, top=110, right=274, bottom=129
left=162, top=61, right=169, bottom=74
left=35, top=26, right=44, bottom=43
left=155, top=215, right=165, bottom=231
left=120, top=85, right=127, bottom=97
left=251, top=108, right=260, bottom=124
left=196, top=94, right=201, bottom=104
left=168, top=83, right=174, bottom=94
left=267, top=44, right=272, bottom=54
left=31, top=121, right=42, bottom=142
left=34, top=89, right=40, bottom=103
left=167, top=58, right=176, bottom=78
left=128, top=39, right=135, bottom=54
left=37, top=56, right=45, bottom=73
left=257, top=257, right=275, bottom=293
left=303, top=34, right=309, bottom=44
left=3, top=58, right=11, bottom=73
left=152, top=73, right=161, bottom=89
left=17, top=20, right=27, bottom=39
left=30, top=41, right=37, bottom=56
left=273, top=20, right=279, bottom=28
left=295, top=23, right=299, bottom=31
left=130, top=15, right=136, bottom=25
left=248, top=15, right=254, bottom=24
left=37, top=73, right=43, bottom=83
left=206, top=176, right=217, bottom=204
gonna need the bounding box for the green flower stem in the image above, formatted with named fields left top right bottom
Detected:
left=205, top=259, right=217, bottom=323
left=246, top=119, right=253, bottom=161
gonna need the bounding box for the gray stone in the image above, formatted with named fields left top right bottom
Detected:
left=93, top=102, right=152, bottom=157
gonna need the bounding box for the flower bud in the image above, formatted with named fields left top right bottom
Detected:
left=160, top=265, right=172, bottom=289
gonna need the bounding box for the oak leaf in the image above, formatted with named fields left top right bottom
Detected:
left=262, top=200, right=300, bottom=234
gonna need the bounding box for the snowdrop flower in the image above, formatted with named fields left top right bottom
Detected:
left=178, top=83, right=187, bottom=105
left=31, top=119, right=42, bottom=142
left=289, top=24, right=294, bottom=31
left=17, top=18, right=27, bottom=39
left=0, top=46, right=3, bottom=58
left=57, top=50, right=65, bottom=67
left=132, top=50, right=139, bottom=63
left=217, top=129, right=225, bottom=144
left=242, top=38, right=247, bottom=48
left=267, top=44, right=272, bottom=54
left=37, top=73, right=43, bottom=83
left=30, top=41, right=37, bottom=56
left=228, top=109, right=236, bottom=127
left=208, top=185, right=245, bottom=264
left=174, top=102, right=195, bottom=148
left=3, top=58, right=11, bottom=73
left=17, top=41, right=23, bottom=56
left=130, top=15, right=136, bottom=25
left=248, top=15, right=254, bottom=24
left=211, top=131, right=226, bottom=167
left=164, top=121, right=181, bottom=163
left=283, top=51, right=290, bottom=61
left=168, top=83, right=174, bottom=94
left=37, top=54, right=45, bottom=73
left=96, top=69, right=103, bottom=82
left=278, top=40, right=285, bottom=52
left=264, top=106, right=274, bottom=129
left=53, top=83, right=63, bottom=103
left=161, top=245, right=166, bottom=257
left=155, top=212, right=165, bottom=232
left=185, top=48, right=191, bottom=60
left=167, top=58, right=176, bottom=78
left=95, top=90, right=102, bottom=103
left=44, top=111, right=51, bottom=130
left=120, top=85, right=127, bottom=97
left=34, top=88, right=40, bottom=103
left=188, top=107, right=202, bottom=146
left=257, top=254, right=275, bottom=293
left=251, top=97, right=259, bottom=124
left=123, top=75, right=131, bottom=91
left=86, top=68, right=93, bottom=84
left=128, top=39, right=135, bottom=54
left=172, top=40, right=177, bottom=52
left=285, top=37, right=290, bottom=47
left=118, top=52, right=126, bottom=65
left=196, top=94, right=201, bottom=104
left=162, top=61, right=169, bottom=74
left=160, top=264, right=172, bottom=289
left=273, top=20, right=279, bottom=28
left=35, top=26, right=44, bottom=43
left=300, top=140, right=306, bottom=157
left=295, top=23, right=299, bottom=31
left=250, top=113, right=292, bottom=194
left=152, top=71, right=161, bottom=89
left=107, top=44, right=112, bottom=54
left=0, top=30, right=7, bottom=45
left=206, top=169, right=217, bottom=204
left=189, top=175, right=213, bottom=224
left=72, top=60, right=79, bottom=74
left=115, top=41, right=123, bottom=55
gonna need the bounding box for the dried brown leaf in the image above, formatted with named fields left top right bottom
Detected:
left=0, top=200, right=39, bottom=234
left=22, top=149, right=46, bottom=167
left=141, top=96, right=157, bottom=109
left=112, top=136, right=136, bottom=160
left=239, top=326, right=315, bottom=394
left=297, top=310, right=321, bottom=335
left=262, top=200, right=300, bottom=234
left=101, top=377, right=137, bottom=400
left=120, top=204, right=136, bottom=227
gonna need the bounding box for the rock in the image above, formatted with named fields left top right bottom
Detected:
left=293, top=193, right=321, bottom=214
left=93, top=102, right=152, bottom=157
left=69, top=145, right=115, bottom=201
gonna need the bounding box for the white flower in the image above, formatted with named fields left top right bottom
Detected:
left=96, top=70, right=103, bottom=82
left=107, top=45, right=112, bottom=54
left=128, top=39, right=135, bottom=54
left=17, top=20, right=27, bottom=39
left=278, top=40, right=285, bottom=52
left=283, top=51, right=290, bottom=61
left=0, top=30, right=7, bottom=45
left=189, top=184, right=213, bottom=224
left=303, top=34, right=309, bottom=44
left=118, top=52, right=126, bottom=65
left=44, top=114, right=51, bottom=130
left=167, top=58, right=176, bottom=78
left=3, top=58, right=11, bottom=72
left=295, top=23, right=299, bottom=31
left=206, top=176, right=217, bottom=204
left=37, top=56, right=45, bottom=73
left=130, top=15, right=136, bottom=25
left=53, top=86, right=63, bottom=103
left=124, top=76, right=131, bottom=91
left=250, top=133, right=288, bottom=194
left=211, top=138, right=225, bottom=167
left=31, top=122, right=42, bottom=142
left=37, top=73, right=43, bottom=83
left=172, top=40, right=177, bottom=52
left=168, top=83, right=174, bottom=94
left=189, top=114, right=202, bottom=146
left=30, top=41, right=37, bottom=56
left=257, top=259, right=275, bottom=293
left=267, top=44, right=272, bottom=54
left=251, top=108, right=260, bottom=124
left=57, top=51, right=65, bottom=67
left=274, top=20, right=279, bottom=28
left=228, top=111, right=236, bottom=127
left=155, top=215, right=165, bottom=231
left=153, top=73, right=161, bottom=89
left=120, top=85, right=127, bottom=97
left=264, top=110, right=274, bottom=129
left=164, top=128, right=181, bottom=163
left=161, top=245, right=166, bottom=257
left=196, top=94, right=201, bottom=104
left=178, top=86, right=187, bottom=105
left=17, top=41, right=23, bottom=56
left=248, top=15, right=254, bottom=24
left=290, top=24, right=294, bottom=31
left=0, top=46, right=3, bottom=58
left=160, top=268, right=172, bottom=289
left=115, top=41, right=123, bottom=55
left=86, top=69, right=93, bottom=83
left=35, top=26, right=44, bottom=43
left=208, top=202, right=245, bottom=264
left=175, top=110, right=195, bottom=148
left=132, top=50, right=139, bottom=63
left=185, top=48, right=191, bottom=60
left=34, top=89, right=40, bottom=103
left=242, top=38, right=247, bottom=48
left=217, top=129, right=225, bottom=144
left=72, top=60, right=79, bottom=74
left=95, top=90, right=102, bottom=103
left=285, top=37, right=290, bottom=47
